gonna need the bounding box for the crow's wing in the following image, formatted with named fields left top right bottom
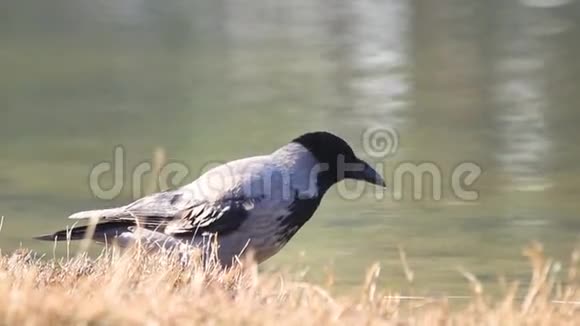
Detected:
left=70, top=190, right=258, bottom=236
left=70, top=155, right=280, bottom=235
left=127, top=190, right=260, bottom=235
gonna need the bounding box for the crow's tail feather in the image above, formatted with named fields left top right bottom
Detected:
left=34, top=221, right=135, bottom=242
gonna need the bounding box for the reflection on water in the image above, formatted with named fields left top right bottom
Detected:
left=1, top=0, right=580, bottom=294
left=340, top=0, right=410, bottom=130
left=492, top=0, right=554, bottom=192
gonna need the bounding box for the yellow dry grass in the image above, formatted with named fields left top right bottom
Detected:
left=0, top=242, right=578, bottom=325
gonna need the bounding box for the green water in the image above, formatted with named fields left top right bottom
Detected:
left=1, top=0, right=580, bottom=295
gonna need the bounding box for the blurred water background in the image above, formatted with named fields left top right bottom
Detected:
left=1, top=0, right=580, bottom=295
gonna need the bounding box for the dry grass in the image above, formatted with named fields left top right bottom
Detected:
left=0, top=243, right=578, bottom=325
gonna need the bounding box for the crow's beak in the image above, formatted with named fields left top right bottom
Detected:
left=346, top=159, right=386, bottom=188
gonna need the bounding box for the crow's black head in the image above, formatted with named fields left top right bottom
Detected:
left=292, top=131, right=386, bottom=191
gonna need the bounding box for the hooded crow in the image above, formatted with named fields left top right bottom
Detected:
left=36, top=131, right=386, bottom=265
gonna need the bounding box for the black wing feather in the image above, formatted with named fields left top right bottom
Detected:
left=179, top=199, right=253, bottom=234
left=109, top=191, right=255, bottom=236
